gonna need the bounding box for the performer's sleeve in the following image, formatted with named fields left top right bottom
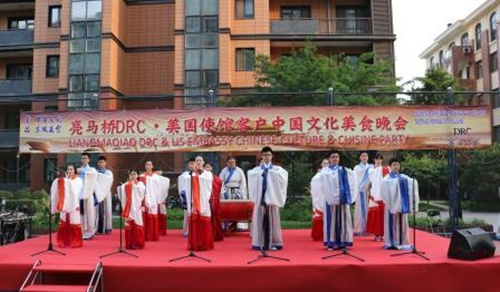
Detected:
left=161, top=177, right=170, bottom=201
left=117, top=185, right=125, bottom=212
left=240, top=168, right=248, bottom=199
left=50, top=179, right=59, bottom=214
left=144, top=177, right=158, bottom=208
left=266, top=168, right=288, bottom=207
left=135, top=182, right=146, bottom=202
left=219, top=168, right=227, bottom=182
left=321, top=170, right=336, bottom=205
left=83, top=170, right=97, bottom=199
left=247, top=169, right=259, bottom=203
left=311, top=175, right=324, bottom=211
left=412, top=178, right=420, bottom=212
left=347, top=168, right=359, bottom=204
left=182, top=175, right=192, bottom=213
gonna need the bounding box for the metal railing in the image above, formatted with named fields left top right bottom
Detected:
left=0, top=29, right=34, bottom=48
left=270, top=18, right=372, bottom=35
left=0, top=129, right=20, bottom=148
left=0, top=79, right=32, bottom=95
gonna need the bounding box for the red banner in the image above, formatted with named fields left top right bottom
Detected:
left=19, top=106, right=492, bottom=153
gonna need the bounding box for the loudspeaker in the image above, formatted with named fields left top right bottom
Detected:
left=447, top=228, right=496, bottom=261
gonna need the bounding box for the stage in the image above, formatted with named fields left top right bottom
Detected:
left=0, top=229, right=499, bottom=292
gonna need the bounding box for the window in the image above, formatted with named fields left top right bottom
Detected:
left=476, top=60, right=483, bottom=79
left=5, top=111, right=19, bottom=129
left=8, top=17, right=34, bottom=30
left=448, top=42, right=455, bottom=50
left=44, top=158, right=57, bottom=183
left=461, top=33, right=469, bottom=46
left=475, top=23, right=482, bottom=50
left=48, top=6, right=61, bottom=27
left=46, top=55, right=60, bottom=78
left=236, top=48, right=255, bottom=71
left=281, top=6, right=311, bottom=19
left=6, top=64, right=32, bottom=80
left=491, top=52, right=498, bottom=72
left=491, top=12, right=498, bottom=41
left=495, top=126, right=500, bottom=143
left=185, top=71, right=201, bottom=88
left=235, top=0, right=254, bottom=19
left=430, top=57, right=435, bottom=68
left=439, top=50, right=444, bottom=67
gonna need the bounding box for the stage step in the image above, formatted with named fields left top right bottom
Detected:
left=21, top=284, right=89, bottom=292
left=33, top=264, right=95, bottom=274
left=20, top=260, right=103, bottom=292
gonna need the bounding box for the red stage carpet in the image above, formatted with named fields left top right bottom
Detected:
left=0, top=229, right=499, bottom=291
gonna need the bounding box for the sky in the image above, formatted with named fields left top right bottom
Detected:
left=393, top=0, right=488, bottom=85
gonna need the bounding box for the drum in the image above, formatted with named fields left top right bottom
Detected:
left=219, top=199, right=254, bottom=221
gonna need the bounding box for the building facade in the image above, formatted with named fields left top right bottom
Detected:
left=419, top=0, right=500, bottom=143
left=0, top=0, right=395, bottom=191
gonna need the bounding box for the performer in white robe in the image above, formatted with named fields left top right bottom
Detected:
left=381, top=158, right=419, bottom=250
left=318, top=151, right=358, bottom=250
left=219, top=156, right=248, bottom=231
left=181, top=156, right=214, bottom=251
left=78, top=153, right=98, bottom=240
left=51, top=164, right=83, bottom=248
left=95, top=156, right=114, bottom=235
left=310, top=158, right=329, bottom=241
left=117, top=171, right=146, bottom=249
left=353, top=151, right=373, bottom=236
left=367, top=153, right=390, bottom=240
left=139, top=161, right=161, bottom=242
left=220, top=157, right=247, bottom=200
left=178, top=158, right=195, bottom=237
left=248, top=147, right=288, bottom=251
left=155, top=169, right=170, bottom=236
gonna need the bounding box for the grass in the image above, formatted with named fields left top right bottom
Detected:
left=418, top=202, right=447, bottom=212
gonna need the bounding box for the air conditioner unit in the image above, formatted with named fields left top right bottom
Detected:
left=463, top=47, right=472, bottom=54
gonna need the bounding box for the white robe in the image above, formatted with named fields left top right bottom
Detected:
left=78, top=165, right=98, bottom=239
left=117, top=181, right=146, bottom=226
left=140, top=173, right=162, bottom=215
left=381, top=173, right=419, bottom=249
left=219, top=166, right=248, bottom=199
left=248, top=165, right=288, bottom=250
left=95, top=169, right=114, bottom=233
left=319, top=165, right=358, bottom=249
left=310, top=172, right=324, bottom=218
left=178, top=171, right=190, bottom=236
left=157, top=176, right=171, bottom=215
left=181, top=171, right=213, bottom=217
left=353, top=163, right=373, bottom=235
left=368, top=166, right=388, bottom=202
left=51, top=177, right=83, bottom=225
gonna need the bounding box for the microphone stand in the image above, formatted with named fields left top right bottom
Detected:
left=32, top=174, right=65, bottom=257
left=391, top=177, right=429, bottom=261
left=248, top=168, right=290, bottom=265
left=170, top=170, right=211, bottom=263
left=100, top=185, right=138, bottom=258
left=322, top=204, right=364, bottom=262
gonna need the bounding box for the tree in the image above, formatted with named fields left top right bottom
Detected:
left=407, top=67, right=458, bottom=105
left=221, top=43, right=400, bottom=107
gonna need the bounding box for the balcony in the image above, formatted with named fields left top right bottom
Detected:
left=0, top=129, right=19, bottom=149
left=0, top=79, right=32, bottom=96
left=270, top=18, right=373, bottom=36
left=0, top=29, right=34, bottom=51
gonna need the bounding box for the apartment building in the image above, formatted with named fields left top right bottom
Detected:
left=0, top=0, right=395, bottom=190
left=419, top=0, right=500, bottom=142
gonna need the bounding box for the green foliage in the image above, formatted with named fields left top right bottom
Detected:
left=281, top=197, right=312, bottom=222
left=401, top=154, right=447, bottom=201
left=458, top=144, right=500, bottom=204
left=221, top=43, right=400, bottom=107
left=280, top=152, right=315, bottom=202
left=407, top=67, right=459, bottom=105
